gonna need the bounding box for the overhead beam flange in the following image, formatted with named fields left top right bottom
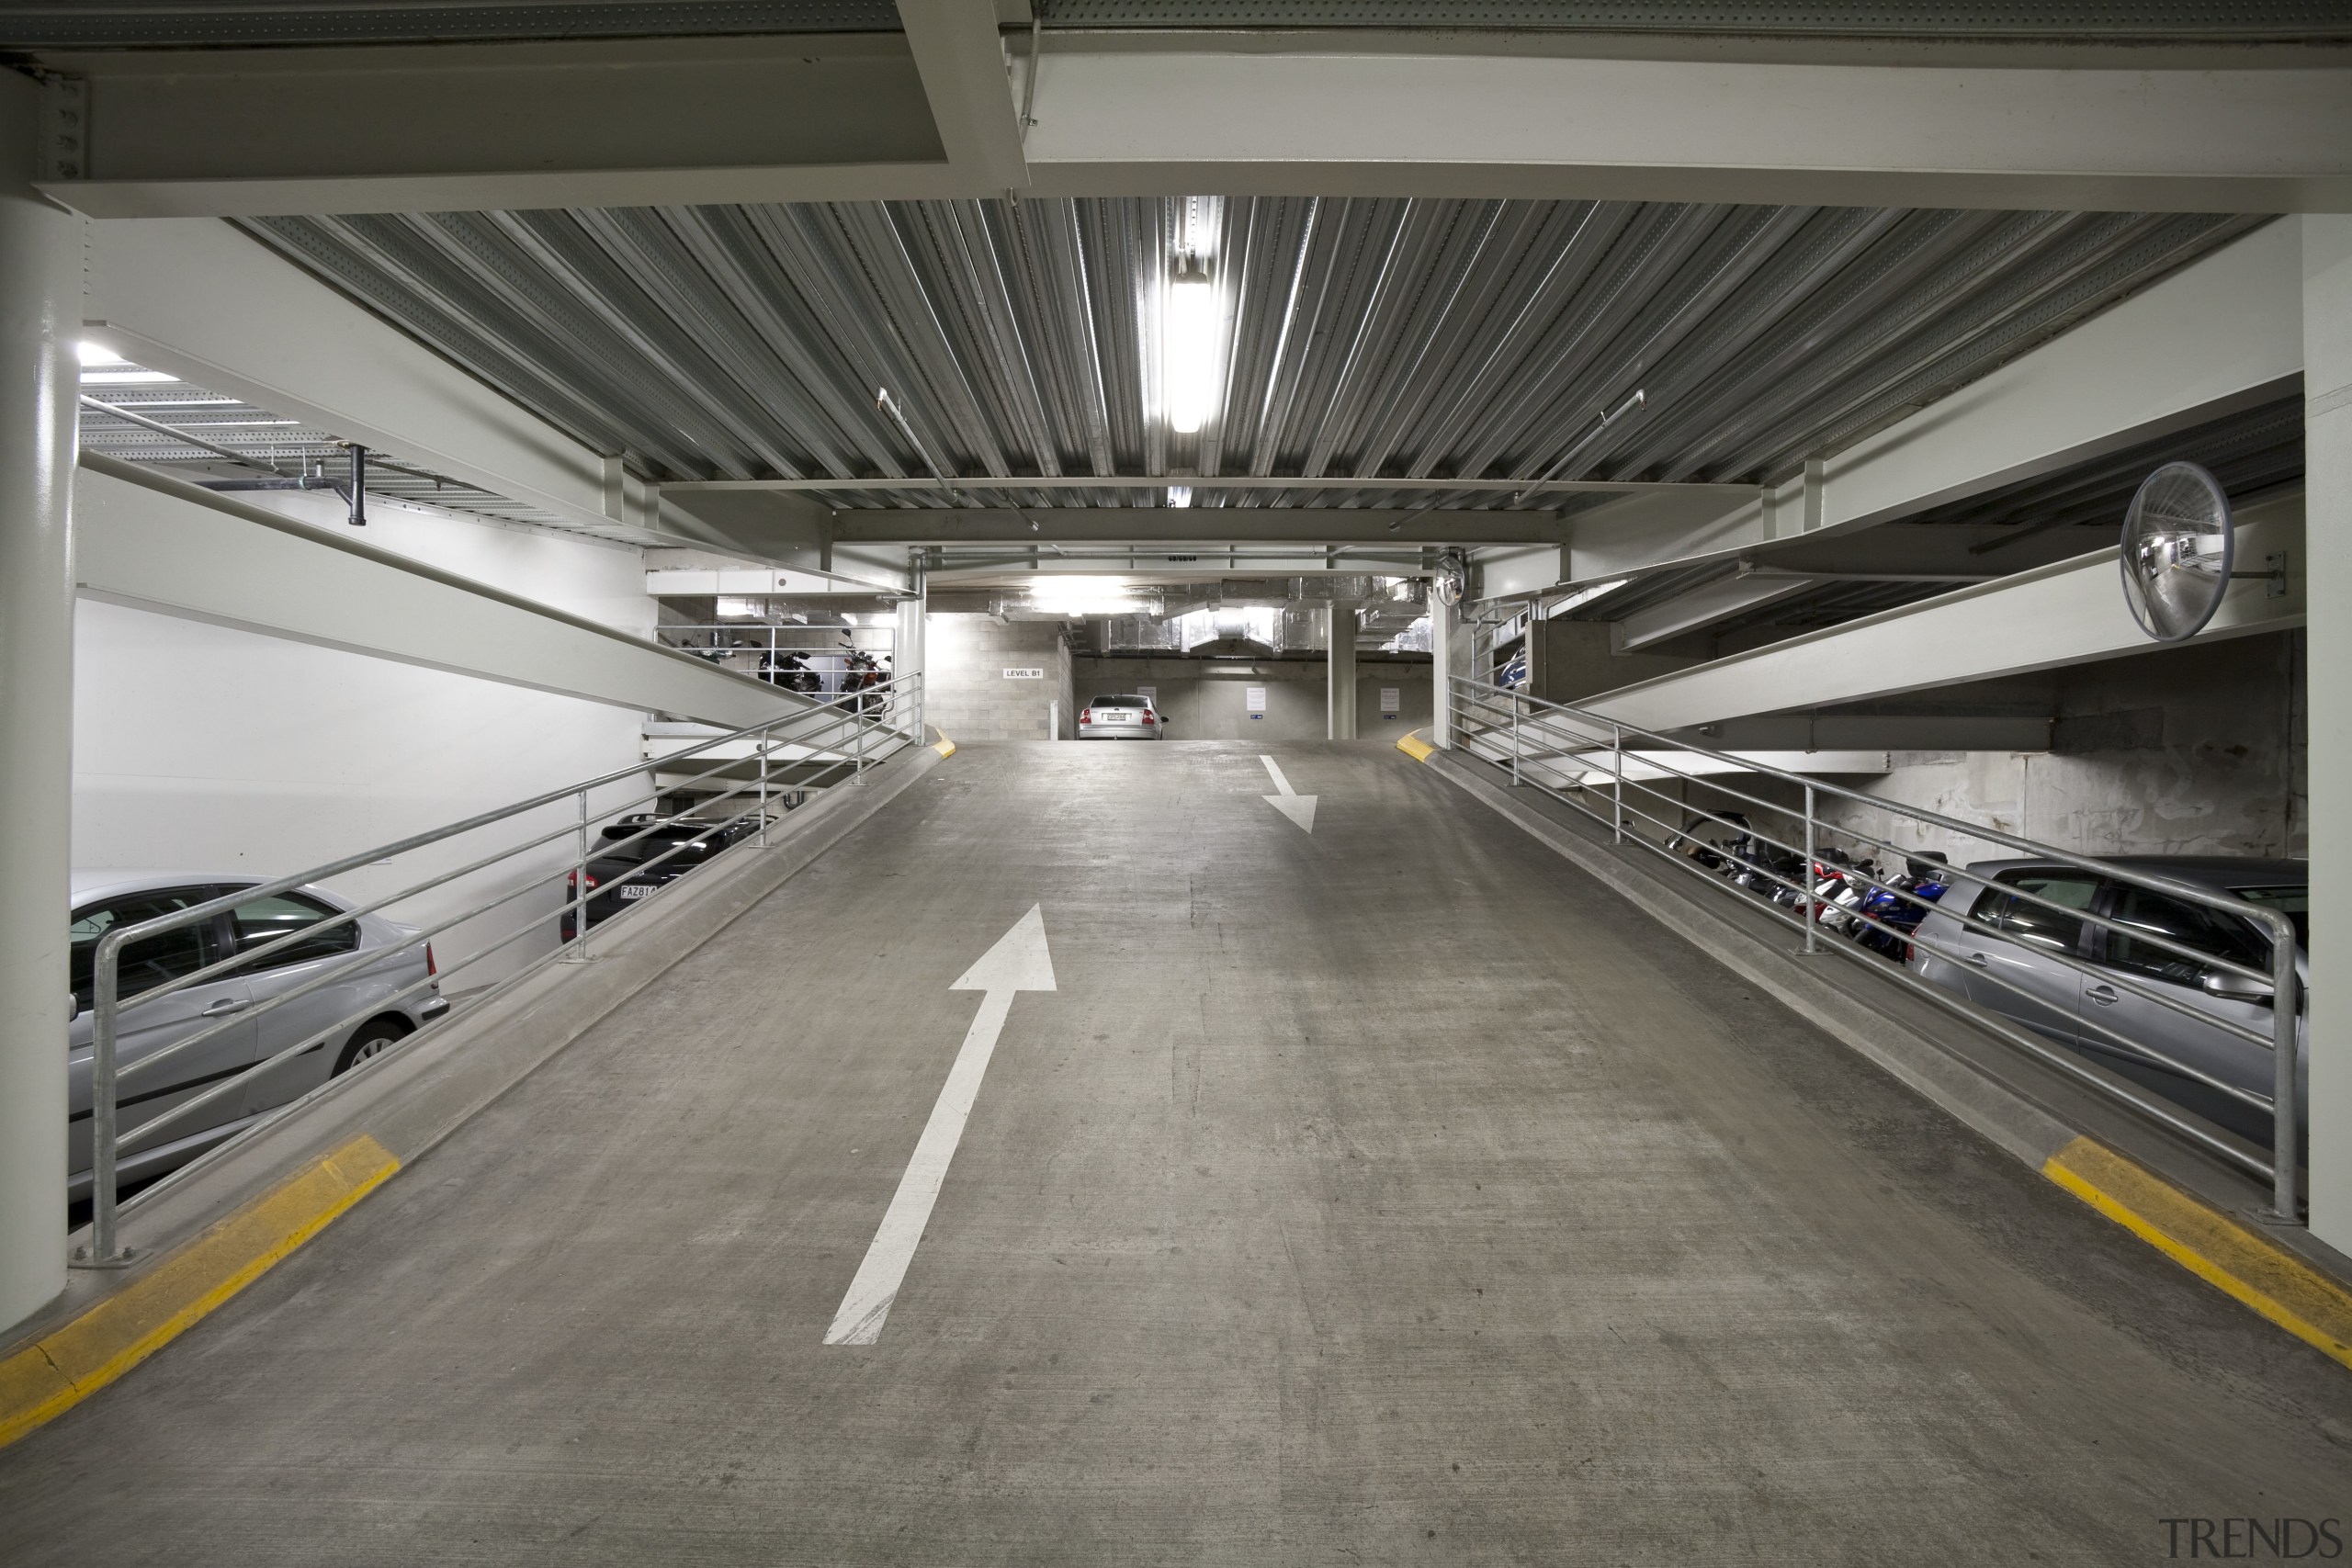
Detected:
left=896, top=0, right=1028, bottom=188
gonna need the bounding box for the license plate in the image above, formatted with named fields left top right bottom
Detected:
left=618, top=884, right=653, bottom=900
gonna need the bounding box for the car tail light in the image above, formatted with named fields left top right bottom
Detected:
left=1080, top=708, right=1093, bottom=724
left=567, top=869, right=599, bottom=893
left=425, top=942, right=437, bottom=977
left=1143, top=713, right=1155, bottom=724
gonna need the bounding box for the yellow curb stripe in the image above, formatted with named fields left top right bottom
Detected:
left=1396, top=731, right=1435, bottom=762
left=932, top=731, right=956, bottom=757
left=0, top=1134, right=401, bottom=1448
left=2042, top=1135, right=2352, bottom=1369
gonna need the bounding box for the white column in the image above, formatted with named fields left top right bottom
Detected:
left=1326, top=600, right=1358, bottom=740
left=2305, top=215, right=2352, bottom=1253
left=895, top=555, right=928, bottom=739
left=0, top=73, right=83, bottom=1332
left=1430, top=592, right=1457, bottom=749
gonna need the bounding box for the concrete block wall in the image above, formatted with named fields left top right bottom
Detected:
left=926, top=615, right=1073, bottom=740
left=1074, top=657, right=1434, bottom=742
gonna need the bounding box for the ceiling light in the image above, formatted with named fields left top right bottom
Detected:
left=1165, top=262, right=1218, bottom=434
left=1026, top=574, right=1144, bottom=617
left=1167, top=485, right=1193, bottom=508
left=76, top=341, right=127, bottom=367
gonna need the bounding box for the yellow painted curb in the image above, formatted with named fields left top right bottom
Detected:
left=1396, top=731, right=1436, bottom=762
left=0, top=1134, right=401, bottom=1448
left=2043, top=1135, right=2352, bottom=1369
left=932, top=731, right=956, bottom=758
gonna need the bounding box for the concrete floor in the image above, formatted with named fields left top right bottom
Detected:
left=3, top=739, right=2347, bottom=1564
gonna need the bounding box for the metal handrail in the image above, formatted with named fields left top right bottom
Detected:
left=77, top=673, right=924, bottom=1267
left=1450, top=675, right=2305, bottom=1220
left=1463, top=689, right=2295, bottom=1049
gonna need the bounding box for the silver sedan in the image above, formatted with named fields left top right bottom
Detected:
left=69, top=871, right=449, bottom=1200
left=1079, top=694, right=1167, bottom=739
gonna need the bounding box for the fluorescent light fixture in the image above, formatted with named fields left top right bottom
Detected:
left=1026, top=574, right=1143, bottom=617
left=1167, top=485, right=1193, bottom=508
left=80, top=368, right=178, bottom=385
left=76, top=341, right=127, bottom=367
left=1165, top=266, right=1218, bottom=434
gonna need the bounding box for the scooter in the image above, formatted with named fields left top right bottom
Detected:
left=1854, top=853, right=1951, bottom=961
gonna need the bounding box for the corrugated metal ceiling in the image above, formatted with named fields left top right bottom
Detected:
left=243, top=199, right=2264, bottom=512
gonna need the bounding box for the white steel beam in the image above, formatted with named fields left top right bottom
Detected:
left=1563, top=220, right=2309, bottom=587
left=1577, top=492, right=2304, bottom=736
left=1021, top=38, right=2352, bottom=212
left=896, top=0, right=1028, bottom=189
left=831, top=507, right=1577, bottom=547
left=37, top=37, right=956, bottom=218
left=24, top=35, right=2351, bottom=218
left=77, top=457, right=813, bottom=730
left=84, top=218, right=628, bottom=538
left=1613, top=572, right=1820, bottom=652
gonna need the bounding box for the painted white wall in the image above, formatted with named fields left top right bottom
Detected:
left=73, top=490, right=656, bottom=991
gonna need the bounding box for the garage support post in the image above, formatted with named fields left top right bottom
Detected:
left=0, top=73, right=83, bottom=1333
left=1327, top=600, right=1357, bottom=740
left=2305, top=215, right=2352, bottom=1253
left=1431, top=593, right=1457, bottom=750
left=897, top=558, right=926, bottom=740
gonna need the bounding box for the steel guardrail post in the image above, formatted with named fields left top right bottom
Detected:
left=1611, top=722, right=1625, bottom=843
left=757, top=723, right=770, bottom=848
left=1803, top=784, right=1819, bottom=955
left=1511, top=691, right=1522, bottom=786
left=79, top=931, right=131, bottom=1266
left=561, top=786, right=594, bottom=964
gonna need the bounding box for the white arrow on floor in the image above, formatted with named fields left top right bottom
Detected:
left=824, top=905, right=1056, bottom=1347
left=1259, top=755, right=1317, bottom=833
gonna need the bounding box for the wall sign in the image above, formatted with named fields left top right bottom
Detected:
left=1380, top=686, right=1401, bottom=718
left=1245, top=685, right=1267, bottom=714
left=1002, top=668, right=1044, bottom=679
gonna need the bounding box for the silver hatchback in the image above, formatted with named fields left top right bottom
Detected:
left=69, top=872, right=449, bottom=1200
left=1908, top=856, right=2306, bottom=1138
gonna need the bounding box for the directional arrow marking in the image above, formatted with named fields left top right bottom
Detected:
left=1259, top=755, right=1317, bottom=833
left=824, top=905, right=1056, bottom=1346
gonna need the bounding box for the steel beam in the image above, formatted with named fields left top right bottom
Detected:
left=1020, top=37, right=2352, bottom=212
left=78, top=456, right=815, bottom=730
left=2306, top=215, right=2352, bottom=1255
left=831, top=508, right=1576, bottom=546
left=896, top=0, right=1028, bottom=189
left=23, top=34, right=2351, bottom=218
left=84, top=217, right=634, bottom=538
left=1613, top=573, right=1820, bottom=652
left=1579, top=492, right=2304, bottom=736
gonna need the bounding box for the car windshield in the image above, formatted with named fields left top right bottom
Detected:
left=1091, top=695, right=1149, bottom=708
left=2232, top=885, right=2308, bottom=949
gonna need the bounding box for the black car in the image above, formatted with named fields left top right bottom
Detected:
left=561, top=815, right=761, bottom=939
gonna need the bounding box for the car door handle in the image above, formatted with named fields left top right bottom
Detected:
left=2086, top=985, right=2120, bottom=1006
left=1963, top=953, right=1989, bottom=968
left=199, top=998, right=250, bottom=1017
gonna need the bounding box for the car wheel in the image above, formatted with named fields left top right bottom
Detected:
left=333, top=1018, right=410, bottom=1076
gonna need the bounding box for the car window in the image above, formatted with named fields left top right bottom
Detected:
left=1971, top=870, right=2098, bottom=956
left=1091, top=695, right=1148, bottom=707
left=69, top=887, right=219, bottom=1010
left=2232, top=886, right=2307, bottom=951
left=228, top=890, right=358, bottom=972
left=2103, top=883, right=2270, bottom=987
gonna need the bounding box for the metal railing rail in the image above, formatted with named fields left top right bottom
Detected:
left=77, top=674, right=925, bottom=1267
left=1450, top=676, right=2305, bottom=1219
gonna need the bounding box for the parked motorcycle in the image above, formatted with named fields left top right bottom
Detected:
left=1853, top=852, right=1951, bottom=962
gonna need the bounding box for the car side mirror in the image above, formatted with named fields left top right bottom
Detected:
left=68, top=991, right=81, bottom=1021
left=2203, top=971, right=2275, bottom=1006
